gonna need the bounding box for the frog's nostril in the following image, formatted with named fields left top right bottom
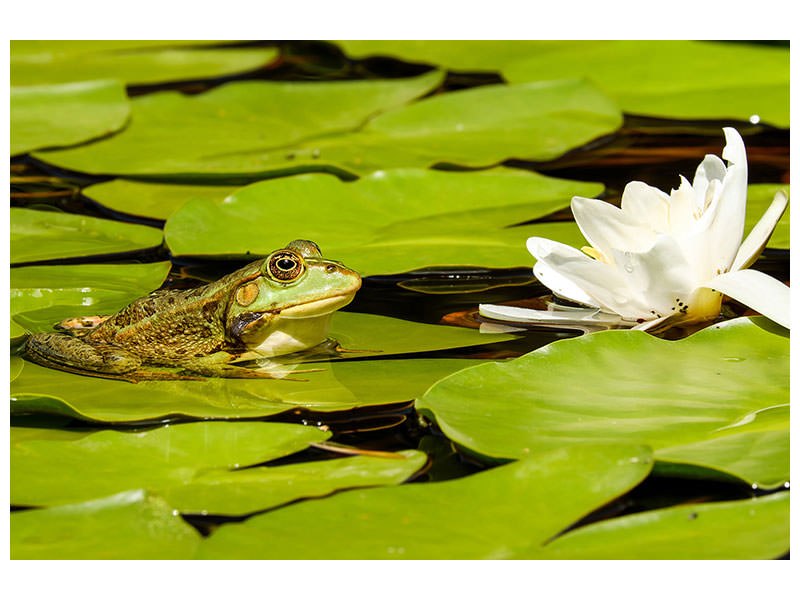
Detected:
left=325, top=264, right=337, bottom=273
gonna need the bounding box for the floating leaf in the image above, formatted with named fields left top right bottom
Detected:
left=328, top=311, right=519, bottom=357
left=280, top=78, right=621, bottom=176
left=11, top=79, right=130, bottom=155
left=34, top=71, right=444, bottom=178
left=10, top=208, right=163, bottom=264
left=11, top=262, right=171, bottom=334
left=11, top=421, right=329, bottom=507
left=164, top=168, right=598, bottom=274
left=11, top=40, right=278, bottom=86
left=36, top=78, right=619, bottom=180
left=334, top=40, right=570, bottom=72
left=83, top=180, right=240, bottom=220
left=418, top=317, right=789, bottom=488
left=502, top=41, right=789, bottom=127
left=196, top=444, right=653, bottom=559
left=212, top=78, right=620, bottom=179
left=11, top=490, right=201, bottom=559
left=747, top=184, right=789, bottom=249
left=538, top=492, right=789, bottom=559
left=11, top=355, right=490, bottom=424
left=165, top=450, right=427, bottom=516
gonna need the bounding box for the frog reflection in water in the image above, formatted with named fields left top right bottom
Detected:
left=24, top=240, right=361, bottom=383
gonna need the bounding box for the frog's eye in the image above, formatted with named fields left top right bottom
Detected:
left=265, top=250, right=305, bottom=282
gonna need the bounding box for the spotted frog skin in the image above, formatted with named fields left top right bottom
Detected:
left=24, top=240, right=361, bottom=382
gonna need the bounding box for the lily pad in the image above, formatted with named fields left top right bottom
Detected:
left=11, top=489, right=201, bottom=559
left=11, top=356, right=490, bottom=424
left=417, top=317, right=789, bottom=488
left=11, top=40, right=278, bottom=86
left=747, top=184, right=789, bottom=249
left=11, top=79, right=130, bottom=156
left=196, top=444, right=653, bottom=559
left=36, top=78, right=620, bottom=180
left=11, top=421, right=330, bottom=507
left=103, top=166, right=601, bottom=225
left=33, top=70, right=444, bottom=178
left=10, top=208, right=163, bottom=264
left=164, top=168, right=599, bottom=274
left=165, top=450, right=427, bottom=516
left=328, top=311, right=518, bottom=357
left=334, top=40, right=571, bottom=72
left=11, top=262, right=171, bottom=334
left=224, top=78, right=622, bottom=178
left=538, top=492, right=789, bottom=559
left=83, top=180, right=240, bottom=221
left=502, top=41, right=789, bottom=127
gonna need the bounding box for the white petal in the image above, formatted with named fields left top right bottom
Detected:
left=478, top=304, right=626, bottom=326
left=731, top=191, right=788, bottom=271
left=533, top=261, right=599, bottom=308
left=631, top=313, right=674, bottom=331
left=671, top=179, right=727, bottom=284
left=710, top=127, right=748, bottom=266
left=527, top=236, right=587, bottom=263
left=706, top=269, right=790, bottom=329
left=571, top=196, right=657, bottom=258
left=692, top=153, right=727, bottom=205
left=620, top=181, right=670, bottom=233
left=532, top=238, right=651, bottom=319
left=609, top=234, right=695, bottom=318
left=666, top=175, right=698, bottom=234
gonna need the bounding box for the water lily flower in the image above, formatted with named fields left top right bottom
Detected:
left=481, top=128, right=790, bottom=331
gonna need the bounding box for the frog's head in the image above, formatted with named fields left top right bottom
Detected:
left=225, top=240, right=361, bottom=356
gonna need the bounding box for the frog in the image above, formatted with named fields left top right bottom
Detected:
left=23, top=240, right=361, bottom=383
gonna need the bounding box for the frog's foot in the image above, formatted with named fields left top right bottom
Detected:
left=26, top=332, right=141, bottom=373
left=23, top=333, right=197, bottom=383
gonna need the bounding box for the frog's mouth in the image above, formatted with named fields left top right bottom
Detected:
left=232, top=291, right=358, bottom=338
left=278, top=292, right=357, bottom=318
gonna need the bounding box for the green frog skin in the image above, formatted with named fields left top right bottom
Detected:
left=24, top=240, right=361, bottom=382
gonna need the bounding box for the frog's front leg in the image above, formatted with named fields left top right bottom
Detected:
left=178, top=351, right=321, bottom=380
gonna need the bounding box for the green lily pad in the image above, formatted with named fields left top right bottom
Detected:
left=11, top=40, right=278, bottom=86
left=10, top=356, right=25, bottom=382
left=747, top=184, right=789, bottom=249
left=328, top=311, right=518, bottom=357
left=196, top=444, right=653, bottom=559
left=84, top=180, right=240, bottom=221
left=418, top=317, right=789, bottom=488
left=11, top=79, right=130, bottom=156
left=539, top=491, right=789, bottom=559
left=104, top=166, right=601, bottom=226
left=502, top=41, right=789, bottom=127
left=164, top=168, right=599, bottom=274
left=36, top=78, right=620, bottom=180
left=11, top=262, right=171, bottom=334
left=33, top=71, right=444, bottom=179
left=11, top=489, right=201, bottom=559
left=165, top=450, right=427, bottom=516
left=219, top=78, right=622, bottom=179
left=11, top=421, right=330, bottom=507
left=10, top=208, right=164, bottom=264
left=334, top=40, right=571, bottom=72
left=11, top=356, right=490, bottom=424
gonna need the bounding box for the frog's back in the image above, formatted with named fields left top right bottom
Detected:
left=86, top=284, right=231, bottom=362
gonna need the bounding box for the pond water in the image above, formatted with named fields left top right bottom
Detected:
left=10, top=40, right=790, bottom=559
